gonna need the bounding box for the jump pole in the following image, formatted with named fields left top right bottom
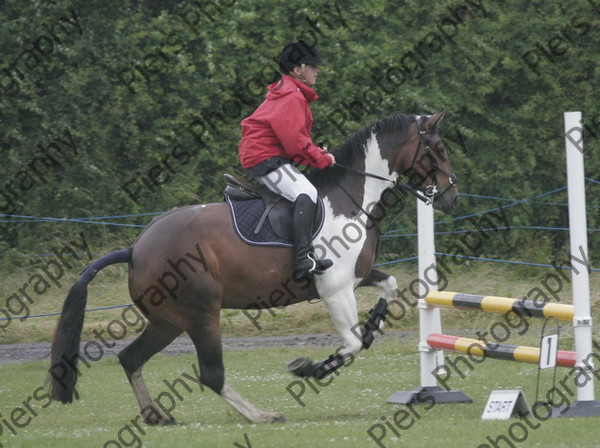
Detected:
left=426, top=333, right=577, bottom=368
left=550, top=111, right=600, bottom=417
left=386, top=199, right=472, bottom=404
left=425, top=291, right=574, bottom=322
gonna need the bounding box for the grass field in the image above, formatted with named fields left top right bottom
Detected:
left=2, top=340, right=600, bottom=448
left=2, top=262, right=600, bottom=447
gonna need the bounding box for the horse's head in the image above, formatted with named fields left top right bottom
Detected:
left=399, top=111, right=459, bottom=213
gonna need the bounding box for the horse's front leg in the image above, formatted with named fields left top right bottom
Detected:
left=287, top=286, right=363, bottom=379
left=359, top=269, right=400, bottom=349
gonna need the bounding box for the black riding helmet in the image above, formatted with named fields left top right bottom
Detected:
left=278, top=40, right=327, bottom=74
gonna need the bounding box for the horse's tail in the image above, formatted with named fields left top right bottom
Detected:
left=50, top=248, right=132, bottom=403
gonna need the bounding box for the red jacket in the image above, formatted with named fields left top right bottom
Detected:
left=238, top=75, right=332, bottom=170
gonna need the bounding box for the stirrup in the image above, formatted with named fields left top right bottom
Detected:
left=307, top=253, right=333, bottom=275
left=293, top=254, right=332, bottom=277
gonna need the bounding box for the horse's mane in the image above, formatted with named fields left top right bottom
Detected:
left=308, top=114, right=414, bottom=190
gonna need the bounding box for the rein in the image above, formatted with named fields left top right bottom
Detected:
left=334, top=163, right=432, bottom=224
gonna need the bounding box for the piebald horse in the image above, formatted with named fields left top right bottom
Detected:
left=50, top=111, right=458, bottom=424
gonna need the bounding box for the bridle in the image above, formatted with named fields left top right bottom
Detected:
left=336, top=115, right=458, bottom=208
left=401, top=115, right=458, bottom=205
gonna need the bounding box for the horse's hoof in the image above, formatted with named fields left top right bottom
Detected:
left=271, top=413, right=287, bottom=423
left=144, top=416, right=178, bottom=426
left=286, top=357, right=314, bottom=377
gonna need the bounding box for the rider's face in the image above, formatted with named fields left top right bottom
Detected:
left=292, top=64, right=319, bottom=86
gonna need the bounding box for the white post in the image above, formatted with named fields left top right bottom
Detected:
left=417, top=199, right=444, bottom=386
left=564, top=111, right=595, bottom=402
left=387, top=198, right=471, bottom=404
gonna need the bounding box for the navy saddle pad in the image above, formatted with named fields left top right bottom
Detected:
left=224, top=175, right=324, bottom=248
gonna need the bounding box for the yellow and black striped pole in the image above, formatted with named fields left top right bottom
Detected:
left=426, top=291, right=573, bottom=322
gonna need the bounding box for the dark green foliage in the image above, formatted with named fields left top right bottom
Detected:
left=1, top=0, right=599, bottom=262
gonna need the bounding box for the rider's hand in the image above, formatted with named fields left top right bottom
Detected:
left=329, top=154, right=336, bottom=166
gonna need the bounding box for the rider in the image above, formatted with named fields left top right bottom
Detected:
left=238, top=41, right=335, bottom=277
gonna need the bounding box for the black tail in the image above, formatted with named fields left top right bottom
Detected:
left=50, top=248, right=132, bottom=403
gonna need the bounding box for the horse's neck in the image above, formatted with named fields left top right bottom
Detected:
left=369, top=137, right=399, bottom=199
left=324, top=131, right=398, bottom=228
left=343, top=133, right=398, bottom=213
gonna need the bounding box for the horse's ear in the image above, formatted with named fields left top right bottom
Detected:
left=428, top=110, right=446, bottom=129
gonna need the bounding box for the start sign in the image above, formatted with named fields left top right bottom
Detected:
left=481, top=390, right=531, bottom=420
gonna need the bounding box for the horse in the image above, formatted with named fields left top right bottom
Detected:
left=50, top=110, right=458, bottom=424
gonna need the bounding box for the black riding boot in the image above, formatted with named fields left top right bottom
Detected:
left=292, top=194, right=333, bottom=276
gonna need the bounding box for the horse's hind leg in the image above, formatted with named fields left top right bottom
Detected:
left=118, top=319, right=183, bottom=425
left=186, top=312, right=286, bottom=423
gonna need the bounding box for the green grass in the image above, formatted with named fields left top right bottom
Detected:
left=3, top=262, right=600, bottom=446
left=1, top=340, right=600, bottom=447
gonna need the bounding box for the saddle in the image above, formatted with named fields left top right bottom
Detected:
left=223, top=174, right=324, bottom=247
